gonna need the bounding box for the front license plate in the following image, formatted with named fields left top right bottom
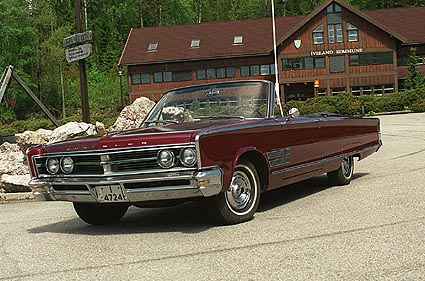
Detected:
left=95, top=185, right=128, bottom=203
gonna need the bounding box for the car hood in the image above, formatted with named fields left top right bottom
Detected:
left=41, top=119, right=260, bottom=153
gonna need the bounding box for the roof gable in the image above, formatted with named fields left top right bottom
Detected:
left=273, top=0, right=409, bottom=50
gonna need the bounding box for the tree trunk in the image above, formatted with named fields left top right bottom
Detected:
left=156, top=0, right=162, bottom=26
left=139, top=0, right=144, bottom=27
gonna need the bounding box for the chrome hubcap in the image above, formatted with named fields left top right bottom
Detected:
left=226, top=170, right=252, bottom=212
left=342, top=157, right=352, bottom=178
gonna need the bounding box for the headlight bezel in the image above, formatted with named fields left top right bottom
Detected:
left=157, top=149, right=176, bottom=168
left=180, top=148, right=197, bottom=167
left=60, top=156, right=75, bottom=174
left=45, top=157, right=60, bottom=174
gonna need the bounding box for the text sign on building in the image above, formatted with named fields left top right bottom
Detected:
left=63, top=31, right=93, bottom=48
left=311, top=48, right=363, bottom=56
left=65, top=44, right=92, bottom=63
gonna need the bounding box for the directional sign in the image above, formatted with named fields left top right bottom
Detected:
left=65, top=44, right=92, bottom=63
left=63, top=31, right=93, bottom=48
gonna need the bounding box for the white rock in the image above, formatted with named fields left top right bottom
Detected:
left=15, top=128, right=52, bottom=153
left=109, top=97, right=155, bottom=132
left=48, top=122, right=99, bottom=144
left=0, top=174, right=31, bottom=193
left=161, top=106, right=193, bottom=122
left=0, top=143, right=27, bottom=176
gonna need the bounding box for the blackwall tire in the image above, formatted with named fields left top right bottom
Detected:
left=207, top=160, right=260, bottom=225
left=327, top=156, right=354, bottom=186
left=73, top=203, right=128, bottom=225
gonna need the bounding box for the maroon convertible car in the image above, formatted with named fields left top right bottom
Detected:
left=27, top=80, right=381, bottom=225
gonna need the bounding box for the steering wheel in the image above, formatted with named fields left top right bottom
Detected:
left=232, top=106, right=263, bottom=118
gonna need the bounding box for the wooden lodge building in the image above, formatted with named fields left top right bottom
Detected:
left=119, top=0, right=425, bottom=102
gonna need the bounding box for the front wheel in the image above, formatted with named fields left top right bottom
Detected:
left=73, top=203, right=128, bottom=225
left=206, top=160, right=260, bottom=225
left=327, top=156, right=354, bottom=186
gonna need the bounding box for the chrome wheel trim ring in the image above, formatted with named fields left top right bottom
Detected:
left=342, top=157, right=353, bottom=178
left=225, top=165, right=257, bottom=216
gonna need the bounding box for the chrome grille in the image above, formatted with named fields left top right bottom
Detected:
left=34, top=145, right=196, bottom=177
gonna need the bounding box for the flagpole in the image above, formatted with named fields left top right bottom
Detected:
left=271, top=0, right=284, bottom=117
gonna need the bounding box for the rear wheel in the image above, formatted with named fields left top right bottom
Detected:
left=73, top=203, right=128, bottom=225
left=207, top=160, right=260, bottom=225
left=327, top=156, right=354, bottom=186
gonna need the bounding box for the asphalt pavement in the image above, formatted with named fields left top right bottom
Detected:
left=1, top=113, right=424, bottom=281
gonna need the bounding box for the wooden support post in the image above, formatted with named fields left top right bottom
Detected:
left=11, top=71, right=60, bottom=127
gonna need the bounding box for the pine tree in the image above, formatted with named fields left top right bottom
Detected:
left=405, top=47, right=425, bottom=90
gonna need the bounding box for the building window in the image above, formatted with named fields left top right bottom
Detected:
left=148, top=42, right=158, bottom=52
left=384, top=84, right=395, bottom=94
left=315, top=57, right=325, bottom=68
left=226, top=67, right=236, bottom=78
left=154, top=72, right=162, bottom=83
left=347, top=23, right=358, bottom=42
left=233, top=35, right=243, bottom=45
left=173, top=71, right=192, bottom=82
left=329, top=56, right=345, bottom=73
left=197, top=67, right=236, bottom=79
left=217, top=67, right=226, bottom=78
left=270, top=64, right=276, bottom=74
left=260, top=64, right=270, bottom=75
left=313, top=25, right=324, bottom=44
left=190, top=39, right=200, bottom=48
left=336, top=24, right=343, bottom=42
left=283, top=57, right=325, bottom=70
left=250, top=65, right=260, bottom=76
left=206, top=68, right=216, bottom=79
left=328, top=24, right=342, bottom=43
left=154, top=71, right=172, bottom=83
left=131, top=73, right=150, bottom=84
left=328, top=25, right=335, bottom=43
left=327, top=3, right=341, bottom=13
left=197, top=69, right=206, bottom=80
left=240, top=64, right=273, bottom=76
left=351, top=86, right=361, bottom=96
left=350, top=53, right=393, bottom=66
left=241, top=66, right=250, bottom=77
left=164, top=71, right=172, bottom=82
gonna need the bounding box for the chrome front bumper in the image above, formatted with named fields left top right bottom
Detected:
left=29, top=168, right=223, bottom=203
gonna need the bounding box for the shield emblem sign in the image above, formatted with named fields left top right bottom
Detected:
left=294, top=39, right=302, bottom=49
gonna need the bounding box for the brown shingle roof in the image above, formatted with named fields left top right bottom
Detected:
left=119, top=3, right=425, bottom=66
left=119, top=16, right=305, bottom=65
left=364, top=6, right=425, bottom=44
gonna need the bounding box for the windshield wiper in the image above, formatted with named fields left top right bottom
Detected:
left=195, top=115, right=245, bottom=120
left=144, top=120, right=179, bottom=125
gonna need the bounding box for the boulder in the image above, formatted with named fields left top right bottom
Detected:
left=0, top=174, right=31, bottom=193
left=48, top=121, right=100, bottom=144
left=0, top=142, right=28, bottom=176
left=109, top=97, right=155, bottom=132
left=161, top=106, right=194, bottom=122
left=15, top=128, right=52, bottom=153
left=0, top=142, right=30, bottom=193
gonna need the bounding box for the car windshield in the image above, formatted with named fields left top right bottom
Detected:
left=144, top=81, right=271, bottom=125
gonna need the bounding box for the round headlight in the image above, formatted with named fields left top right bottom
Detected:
left=157, top=150, right=175, bottom=168
left=180, top=148, right=197, bottom=167
left=61, top=156, right=74, bottom=174
left=46, top=157, right=60, bottom=174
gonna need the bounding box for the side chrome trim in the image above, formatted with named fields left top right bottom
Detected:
left=272, top=144, right=380, bottom=175
left=267, top=148, right=291, bottom=168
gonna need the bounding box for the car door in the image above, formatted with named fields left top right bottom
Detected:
left=277, top=115, right=324, bottom=182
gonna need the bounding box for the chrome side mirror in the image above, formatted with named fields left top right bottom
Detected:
left=288, top=108, right=300, bottom=119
